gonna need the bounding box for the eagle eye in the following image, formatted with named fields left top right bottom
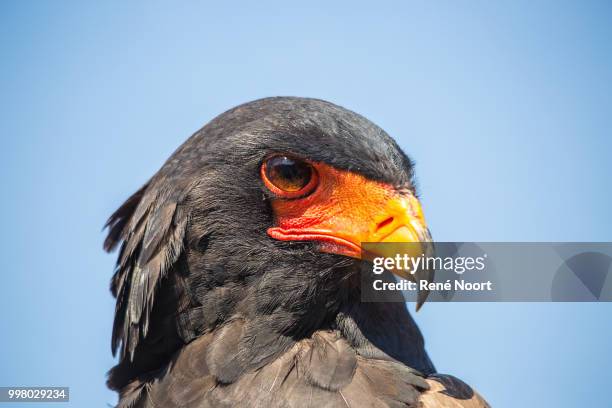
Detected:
left=261, top=155, right=318, bottom=198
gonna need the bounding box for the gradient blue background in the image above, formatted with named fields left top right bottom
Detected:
left=1, top=1, right=611, bottom=407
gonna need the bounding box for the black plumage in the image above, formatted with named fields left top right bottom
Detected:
left=104, top=97, right=488, bottom=407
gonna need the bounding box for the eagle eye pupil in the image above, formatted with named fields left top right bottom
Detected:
left=265, top=156, right=313, bottom=193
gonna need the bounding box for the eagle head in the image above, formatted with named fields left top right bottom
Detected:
left=104, top=97, right=450, bottom=406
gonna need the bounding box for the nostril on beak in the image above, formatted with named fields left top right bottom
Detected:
left=376, top=217, right=394, bottom=233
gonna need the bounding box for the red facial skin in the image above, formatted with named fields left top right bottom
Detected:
left=262, top=160, right=421, bottom=258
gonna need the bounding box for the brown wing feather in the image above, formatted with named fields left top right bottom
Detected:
left=419, top=374, right=490, bottom=408
left=121, top=324, right=435, bottom=407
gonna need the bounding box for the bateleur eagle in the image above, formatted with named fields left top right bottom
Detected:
left=104, top=97, right=489, bottom=407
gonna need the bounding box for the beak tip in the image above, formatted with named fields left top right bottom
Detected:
left=415, top=287, right=430, bottom=311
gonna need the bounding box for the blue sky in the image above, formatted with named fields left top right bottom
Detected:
left=1, top=1, right=611, bottom=407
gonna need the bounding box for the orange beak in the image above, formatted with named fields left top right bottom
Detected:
left=266, top=162, right=434, bottom=306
